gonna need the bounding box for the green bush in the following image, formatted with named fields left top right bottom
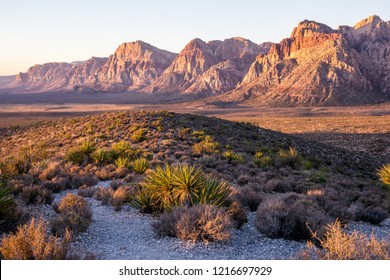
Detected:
left=91, top=148, right=110, bottom=165
left=193, top=136, right=219, bottom=155
left=132, top=157, right=150, bottom=174
left=65, top=149, right=84, bottom=165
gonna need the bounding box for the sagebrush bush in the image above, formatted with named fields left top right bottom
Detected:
left=378, top=163, right=390, bottom=186
left=132, top=157, right=150, bottom=174
left=21, top=185, right=54, bottom=205
left=93, top=187, right=113, bottom=205
left=0, top=218, right=70, bottom=260
left=113, top=186, right=132, bottom=211
left=255, top=195, right=331, bottom=241
left=175, top=204, right=233, bottom=243
left=227, top=201, right=248, bottom=229
left=299, top=220, right=390, bottom=260
left=237, top=187, right=263, bottom=212
left=198, top=155, right=218, bottom=168
left=51, top=193, right=92, bottom=238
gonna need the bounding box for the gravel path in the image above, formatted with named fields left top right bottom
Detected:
left=70, top=198, right=306, bottom=260
left=47, top=190, right=389, bottom=260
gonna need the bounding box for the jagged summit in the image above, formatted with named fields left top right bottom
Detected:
left=5, top=16, right=390, bottom=106
left=290, top=20, right=335, bottom=38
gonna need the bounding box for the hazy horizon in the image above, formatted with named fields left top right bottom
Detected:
left=1, top=0, right=390, bottom=75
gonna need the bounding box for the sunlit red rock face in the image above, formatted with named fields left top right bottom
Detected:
left=9, top=15, right=390, bottom=106
left=227, top=16, right=390, bottom=106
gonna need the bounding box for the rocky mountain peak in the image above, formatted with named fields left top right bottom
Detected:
left=354, top=15, right=383, bottom=31
left=290, top=20, right=335, bottom=38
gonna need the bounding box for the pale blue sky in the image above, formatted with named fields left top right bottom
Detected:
left=0, top=0, right=389, bottom=75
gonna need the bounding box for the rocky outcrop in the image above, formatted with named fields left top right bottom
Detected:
left=145, top=37, right=265, bottom=94
left=225, top=16, right=390, bottom=106
left=94, top=41, right=176, bottom=91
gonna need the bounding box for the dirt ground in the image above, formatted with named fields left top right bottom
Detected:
left=0, top=92, right=389, bottom=161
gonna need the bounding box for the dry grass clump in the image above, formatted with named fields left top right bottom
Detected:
left=51, top=193, right=92, bottom=238
left=132, top=157, right=150, bottom=174
left=112, top=186, right=133, bottom=211
left=0, top=218, right=70, bottom=260
left=152, top=204, right=233, bottom=244
left=299, top=220, right=390, bottom=260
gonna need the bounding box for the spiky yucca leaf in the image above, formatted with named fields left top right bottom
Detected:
left=0, top=183, right=14, bottom=214
left=115, top=157, right=131, bottom=168
left=171, top=164, right=204, bottom=206
left=79, top=139, right=95, bottom=155
left=194, top=177, right=231, bottom=207
left=378, top=163, right=390, bottom=186
left=142, top=164, right=176, bottom=211
left=91, top=148, right=110, bottom=165
left=65, top=149, right=84, bottom=165
left=132, top=157, right=150, bottom=174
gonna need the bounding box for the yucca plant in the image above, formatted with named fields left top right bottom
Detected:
left=79, top=139, right=95, bottom=155
left=112, top=141, right=134, bottom=158
left=132, top=157, right=150, bottom=174
left=171, top=164, right=204, bottom=205
left=65, top=149, right=84, bottom=165
left=253, top=151, right=274, bottom=168
left=194, top=176, right=230, bottom=207
left=142, top=164, right=176, bottom=211
left=130, top=189, right=159, bottom=214
left=223, top=150, right=245, bottom=164
left=115, top=157, right=131, bottom=169
left=378, top=163, right=390, bottom=186
left=0, top=182, right=14, bottom=218
left=139, top=164, right=230, bottom=213
left=91, top=148, right=110, bottom=165
left=193, top=136, right=219, bottom=155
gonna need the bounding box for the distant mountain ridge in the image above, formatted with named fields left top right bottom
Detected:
left=5, top=15, right=390, bottom=106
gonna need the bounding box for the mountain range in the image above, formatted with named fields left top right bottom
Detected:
left=4, top=15, right=390, bottom=106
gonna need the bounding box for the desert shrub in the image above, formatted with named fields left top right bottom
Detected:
left=278, top=147, right=301, bottom=169
left=152, top=208, right=182, bottom=238
left=237, top=187, right=263, bottom=212
left=193, top=136, right=219, bottom=155
left=175, top=204, right=233, bottom=243
left=112, top=186, right=132, bottom=211
left=51, top=194, right=92, bottom=238
left=79, top=139, right=96, bottom=156
left=38, top=161, right=61, bottom=181
left=130, top=189, right=159, bottom=214
left=20, top=185, right=54, bottom=205
left=0, top=159, right=22, bottom=179
left=264, top=179, right=293, bottom=193
left=192, top=130, right=205, bottom=141
left=132, top=157, right=150, bottom=174
left=253, top=152, right=274, bottom=168
left=0, top=183, right=14, bottom=219
left=178, top=127, right=191, bottom=139
left=137, top=164, right=230, bottom=213
left=69, top=174, right=98, bottom=188
left=115, top=157, right=131, bottom=169
left=65, top=149, right=84, bottom=165
left=255, top=195, right=331, bottom=241
left=0, top=218, right=70, bottom=260
left=223, top=150, right=245, bottom=164
left=91, top=148, right=110, bottom=165
left=131, top=128, right=148, bottom=143
left=77, top=185, right=96, bottom=198
left=198, top=155, right=218, bottom=168
left=227, top=201, right=248, bottom=229
left=93, top=187, right=114, bottom=205
left=378, top=163, right=390, bottom=186
left=299, top=220, right=390, bottom=260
